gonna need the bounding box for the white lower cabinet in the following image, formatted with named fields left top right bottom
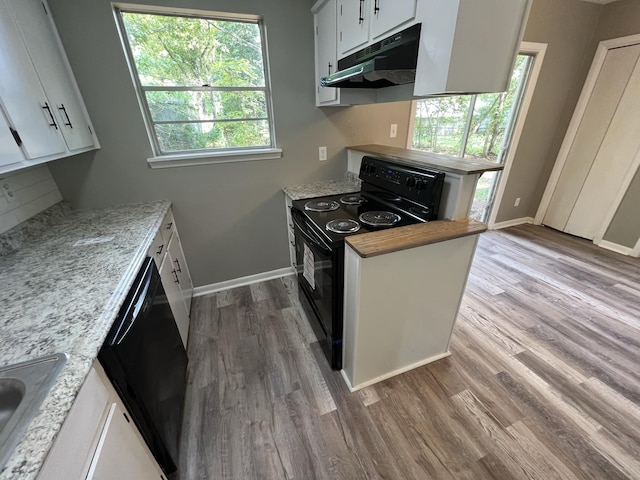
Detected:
left=149, top=208, right=193, bottom=348
left=160, top=248, right=190, bottom=347
left=38, top=363, right=166, bottom=480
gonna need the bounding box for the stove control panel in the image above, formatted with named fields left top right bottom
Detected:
left=360, top=156, right=443, bottom=193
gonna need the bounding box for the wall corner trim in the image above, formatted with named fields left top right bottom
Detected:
left=491, top=216, right=534, bottom=230
left=192, top=267, right=295, bottom=297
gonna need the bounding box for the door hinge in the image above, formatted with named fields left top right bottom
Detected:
left=41, top=2, right=48, bottom=15
left=340, top=4, right=343, bottom=15
left=9, top=127, right=23, bottom=147
left=88, top=124, right=93, bottom=135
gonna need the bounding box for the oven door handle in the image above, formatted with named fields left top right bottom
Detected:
left=291, top=209, right=333, bottom=254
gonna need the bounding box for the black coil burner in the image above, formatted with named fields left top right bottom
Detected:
left=326, top=219, right=361, bottom=234
left=340, top=194, right=365, bottom=206
left=359, top=211, right=401, bottom=227
left=304, top=200, right=340, bottom=212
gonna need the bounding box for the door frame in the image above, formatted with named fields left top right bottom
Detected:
left=486, top=42, right=546, bottom=228
left=535, top=34, right=640, bottom=229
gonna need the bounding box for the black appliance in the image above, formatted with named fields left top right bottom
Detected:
left=99, top=257, right=188, bottom=475
left=321, top=24, right=421, bottom=89
left=291, top=156, right=445, bottom=369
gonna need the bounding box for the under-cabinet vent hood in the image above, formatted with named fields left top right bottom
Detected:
left=321, top=24, right=421, bottom=89
left=316, top=0, right=532, bottom=101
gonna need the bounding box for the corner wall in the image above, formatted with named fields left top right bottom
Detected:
left=46, top=0, right=410, bottom=286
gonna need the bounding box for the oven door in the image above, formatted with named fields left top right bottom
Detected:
left=291, top=208, right=343, bottom=369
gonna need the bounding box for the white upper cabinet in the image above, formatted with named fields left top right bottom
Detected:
left=313, top=0, right=377, bottom=106
left=314, top=0, right=531, bottom=104
left=369, top=0, right=417, bottom=40
left=9, top=0, right=96, bottom=151
left=338, top=0, right=416, bottom=55
left=338, top=0, right=371, bottom=55
left=0, top=106, right=27, bottom=169
left=315, top=0, right=339, bottom=104
left=0, top=0, right=98, bottom=175
left=0, top=0, right=66, bottom=160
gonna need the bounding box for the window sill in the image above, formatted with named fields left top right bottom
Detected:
left=147, top=148, right=283, bottom=169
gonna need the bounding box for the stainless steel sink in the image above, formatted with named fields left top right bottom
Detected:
left=0, top=353, right=67, bottom=471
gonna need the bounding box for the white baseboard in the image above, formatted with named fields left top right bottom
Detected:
left=596, top=240, right=634, bottom=256
left=193, top=267, right=295, bottom=297
left=490, top=216, right=535, bottom=230
left=340, top=351, right=451, bottom=392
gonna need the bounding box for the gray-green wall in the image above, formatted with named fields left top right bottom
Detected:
left=46, top=0, right=411, bottom=286
left=494, top=0, right=601, bottom=223
left=47, top=0, right=639, bottom=288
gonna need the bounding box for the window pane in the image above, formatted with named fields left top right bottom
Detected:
left=145, top=90, right=268, bottom=122
left=464, top=56, right=531, bottom=161
left=155, top=120, right=270, bottom=152
left=412, top=97, right=471, bottom=156
left=121, top=12, right=265, bottom=88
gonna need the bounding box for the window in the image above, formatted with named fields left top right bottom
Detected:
left=114, top=6, right=279, bottom=165
left=410, top=54, right=536, bottom=222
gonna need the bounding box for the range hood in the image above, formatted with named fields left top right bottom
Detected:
left=321, top=24, right=421, bottom=89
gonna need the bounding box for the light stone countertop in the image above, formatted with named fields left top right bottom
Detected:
left=0, top=199, right=171, bottom=480
left=283, top=172, right=361, bottom=200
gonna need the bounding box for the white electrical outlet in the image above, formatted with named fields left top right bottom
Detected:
left=319, top=146, right=327, bottom=161
left=1, top=181, right=17, bottom=204
left=514, top=197, right=521, bottom=207
left=390, top=124, right=398, bottom=138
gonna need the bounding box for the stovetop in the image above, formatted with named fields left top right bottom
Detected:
left=291, top=156, right=445, bottom=249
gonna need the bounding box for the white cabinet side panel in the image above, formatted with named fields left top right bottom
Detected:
left=343, top=235, right=478, bottom=389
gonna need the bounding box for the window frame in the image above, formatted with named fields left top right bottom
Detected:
left=113, top=4, right=281, bottom=168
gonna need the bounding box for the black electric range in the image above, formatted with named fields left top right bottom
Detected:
left=290, top=156, right=445, bottom=370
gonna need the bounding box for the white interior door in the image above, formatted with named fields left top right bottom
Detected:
left=543, top=43, right=640, bottom=239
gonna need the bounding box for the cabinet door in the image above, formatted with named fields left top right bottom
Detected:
left=160, top=254, right=190, bottom=348
left=8, top=0, right=95, bottom=152
left=86, top=403, right=166, bottom=480
left=315, top=0, right=338, bottom=104
left=167, top=230, right=193, bottom=316
left=0, top=106, right=23, bottom=169
left=338, top=0, right=370, bottom=55
left=369, top=0, right=416, bottom=40
left=0, top=0, right=65, bottom=160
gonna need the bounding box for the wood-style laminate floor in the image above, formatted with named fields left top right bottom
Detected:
left=177, top=224, right=640, bottom=480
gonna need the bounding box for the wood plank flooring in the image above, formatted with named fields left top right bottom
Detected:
left=177, top=224, right=640, bottom=480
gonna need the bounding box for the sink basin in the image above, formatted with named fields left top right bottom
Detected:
left=0, top=353, right=67, bottom=471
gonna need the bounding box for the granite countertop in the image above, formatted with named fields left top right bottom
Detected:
left=345, top=219, right=487, bottom=258
left=0, top=200, right=171, bottom=480
left=283, top=172, right=361, bottom=200
left=348, top=144, right=504, bottom=175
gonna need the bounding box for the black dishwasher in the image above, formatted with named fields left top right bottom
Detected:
left=99, top=256, right=188, bottom=475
